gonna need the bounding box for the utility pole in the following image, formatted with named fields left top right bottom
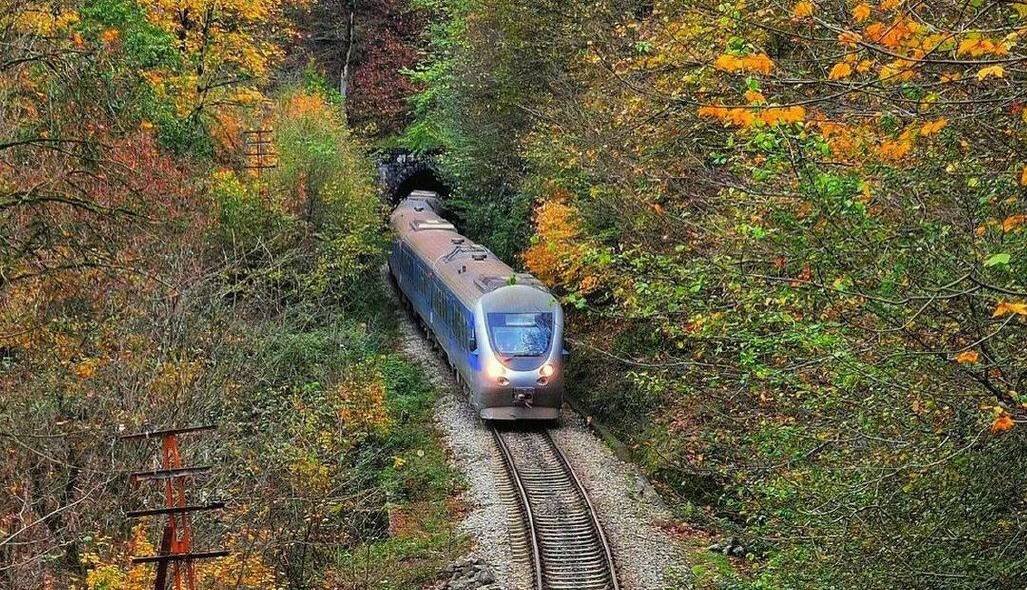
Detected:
left=121, top=425, right=229, bottom=590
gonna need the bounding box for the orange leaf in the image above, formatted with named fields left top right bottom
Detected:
left=793, top=1, right=814, bottom=18
left=991, top=414, right=1015, bottom=433
left=715, top=53, right=775, bottom=75
left=1020, top=166, right=1027, bottom=186
left=865, top=22, right=886, bottom=42
left=101, top=28, right=120, bottom=45
left=852, top=3, right=871, bottom=22
left=992, top=301, right=1027, bottom=317
left=954, top=350, right=979, bottom=364
left=829, top=62, right=853, bottom=80
left=761, top=105, right=806, bottom=126
left=879, top=139, right=912, bottom=161
left=744, top=89, right=767, bottom=105
left=1003, top=214, right=1026, bottom=232
left=919, top=118, right=947, bottom=136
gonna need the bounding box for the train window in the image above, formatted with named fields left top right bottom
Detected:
left=486, top=313, right=553, bottom=357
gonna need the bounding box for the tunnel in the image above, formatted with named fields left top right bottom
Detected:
left=394, top=168, right=448, bottom=202
left=378, top=149, right=450, bottom=205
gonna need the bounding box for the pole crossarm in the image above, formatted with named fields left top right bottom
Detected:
left=126, top=502, right=226, bottom=518
left=120, top=425, right=216, bottom=441
left=131, top=550, right=231, bottom=564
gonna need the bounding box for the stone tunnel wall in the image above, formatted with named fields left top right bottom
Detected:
left=376, top=149, right=447, bottom=204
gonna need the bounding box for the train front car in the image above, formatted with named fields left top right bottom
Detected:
left=473, top=283, right=564, bottom=420
left=388, top=192, right=566, bottom=421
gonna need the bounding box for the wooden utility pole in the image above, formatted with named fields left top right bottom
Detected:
left=242, top=129, right=277, bottom=174
left=121, top=425, right=228, bottom=590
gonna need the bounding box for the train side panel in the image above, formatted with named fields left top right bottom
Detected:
left=390, top=238, right=478, bottom=387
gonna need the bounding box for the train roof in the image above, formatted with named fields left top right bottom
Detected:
left=390, top=195, right=551, bottom=309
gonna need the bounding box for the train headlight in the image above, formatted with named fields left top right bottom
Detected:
left=539, top=363, right=556, bottom=378
left=486, top=357, right=506, bottom=380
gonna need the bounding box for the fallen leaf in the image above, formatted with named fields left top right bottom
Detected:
left=984, top=253, right=1011, bottom=267
left=919, top=118, right=947, bottom=136
left=1003, top=214, right=1026, bottom=232
left=744, top=89, right=766, bottom=105
left=838, top=30, right=863, bottom=45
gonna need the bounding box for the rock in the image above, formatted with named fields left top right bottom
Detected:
left=441, top=555, right=499, bottom=590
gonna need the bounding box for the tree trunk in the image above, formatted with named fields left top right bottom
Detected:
left=340, top=1, right=356, bottom=99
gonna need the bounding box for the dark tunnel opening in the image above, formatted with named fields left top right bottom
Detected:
left=394, top=169, right=448, bottom=204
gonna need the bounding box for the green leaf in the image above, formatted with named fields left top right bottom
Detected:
left=984, top=253, right=1011, bottom=267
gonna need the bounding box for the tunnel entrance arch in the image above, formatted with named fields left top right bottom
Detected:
left=377, top=149, right=448, bottom=204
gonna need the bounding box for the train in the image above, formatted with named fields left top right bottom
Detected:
left=388, top=190, right=566, bottom=420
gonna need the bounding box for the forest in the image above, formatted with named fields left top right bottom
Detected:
left=2, top=0, right=1027, bottom=589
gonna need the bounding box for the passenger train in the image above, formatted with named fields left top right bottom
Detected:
left=388, top=190, right=566, bottom=420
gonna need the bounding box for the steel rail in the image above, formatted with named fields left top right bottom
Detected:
left=492, top=426, right=545, bottom=590
left=544, top=432, right=621, bottom=590
left=492, top=425, right=620, bottom=590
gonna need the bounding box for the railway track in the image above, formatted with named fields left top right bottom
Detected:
left=491, top=426, right=620, bottom=590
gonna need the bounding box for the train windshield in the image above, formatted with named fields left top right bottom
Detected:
left=487, top=313, right=553, bottom=357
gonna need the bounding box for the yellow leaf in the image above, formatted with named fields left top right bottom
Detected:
left=829, top=62, right=853, bottom=80
left=793, top=1, right=814, bottom=18
left=977, top=65, right=1005, bottom=80
left=954, top=350, right=979, bottom=364
left=991, top=414, right=1015, bottom=433
left=992, top=301, right=1027, bottom=317
left=959, top=37, right=1009, bottom=58
left=852, top=3, right=871, bottom=22
left=1021, top=166, right=1027, bottom=186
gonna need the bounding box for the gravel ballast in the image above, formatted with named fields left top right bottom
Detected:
left=390, top=277, right=689, bottom=589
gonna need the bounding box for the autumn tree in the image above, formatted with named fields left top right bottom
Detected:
left=411, top=0, right=1027, bottom=586
left=2, top=3, right=453, bottom=589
